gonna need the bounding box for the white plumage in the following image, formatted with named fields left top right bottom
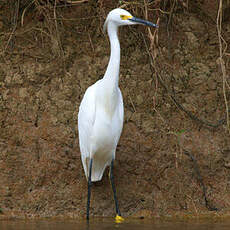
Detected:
left=78, top=80, right=124, bottom=181
left=77, top=8, right=158, bottom=220
left=78, top=9, right=128, bottom=182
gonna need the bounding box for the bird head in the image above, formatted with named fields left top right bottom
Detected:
left=103, top=8, right=158, bottom=32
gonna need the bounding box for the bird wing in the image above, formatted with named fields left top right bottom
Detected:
left=78, top=83, right=97, bottom=161
left=117, top=88, right=124, bottom=140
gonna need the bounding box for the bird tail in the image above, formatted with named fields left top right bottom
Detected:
left=82, top=157, right=110, bottom=182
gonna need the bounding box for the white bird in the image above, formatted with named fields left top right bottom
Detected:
left=78, top=8, right=158, bottom=221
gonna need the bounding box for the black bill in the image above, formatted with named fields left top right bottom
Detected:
left=129, top=17, right=158, bottom=27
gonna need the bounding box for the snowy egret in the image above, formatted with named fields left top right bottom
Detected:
left=78, top=8, right=158, bottom=221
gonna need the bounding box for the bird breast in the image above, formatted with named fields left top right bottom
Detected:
left=97, top=82, right=119, bottom=119
left=91, top=111, right=119, bottom=157
left=90, top=86, right=122, bottom=156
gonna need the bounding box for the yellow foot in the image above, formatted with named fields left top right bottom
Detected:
left=115, top=215, right=125, bottom=223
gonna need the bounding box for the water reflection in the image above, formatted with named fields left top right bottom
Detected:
left=1, top=219, right=230, bottom=230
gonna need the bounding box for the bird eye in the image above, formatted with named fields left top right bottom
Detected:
left=120, top=15, right=132, bottom=20
left=120, top=15, right=126, bottom=20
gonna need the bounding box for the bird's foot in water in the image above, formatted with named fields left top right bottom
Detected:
left=115, top=215, right=124, bottom=223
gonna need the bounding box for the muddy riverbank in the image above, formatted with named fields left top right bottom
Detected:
left=0, top=0, right=230, bottom=219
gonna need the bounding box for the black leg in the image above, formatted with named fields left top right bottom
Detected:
left=86, top=158, right=93, bottom=221
left=110, top=159, right=122, bottom=217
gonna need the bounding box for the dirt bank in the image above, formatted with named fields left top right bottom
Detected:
left=0, top=0, right=230, bottom=219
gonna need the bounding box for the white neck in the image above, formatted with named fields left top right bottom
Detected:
left=103, top=21, right=120, bottom=88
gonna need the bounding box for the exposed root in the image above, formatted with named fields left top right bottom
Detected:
left=183, top=149, right=218, bottom=211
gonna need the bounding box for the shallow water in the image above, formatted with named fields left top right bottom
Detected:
left=1, top=219, right=230, bottom=230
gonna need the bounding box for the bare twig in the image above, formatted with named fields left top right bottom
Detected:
left=66, top=0, right=88, bottom=4
left=166, top=0, right=176, bottom=61
left=128, top=90, right=137, bottom=113
left=87, top=32, right=95, bottom=53
left=21, top=0, right=36, bottom=26
left=217, top=0, right=230, bottom=133
left=3, top=0, right=20, bottom=53
left=143, top=0, right=159, bottom=53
